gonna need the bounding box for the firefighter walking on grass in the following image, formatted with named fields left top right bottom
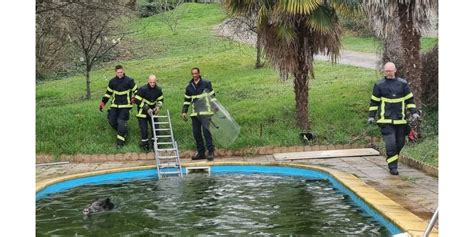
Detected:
left=368, top=62, right=420, bottom=175
left=99, top=65, right=138, bottom=148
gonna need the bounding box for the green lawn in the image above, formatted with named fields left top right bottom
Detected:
left=401, top=107, right=438, bottom=166
left=342, top=34, right=438, bottom=54
left=36, top=3, right=438, bottom=167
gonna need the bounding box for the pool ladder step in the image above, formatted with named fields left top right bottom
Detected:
left=149, top=109, right=183, bottom=179
left=160, top=170, right=182, bottom=176
left=186, top=166, right=211, bottom=175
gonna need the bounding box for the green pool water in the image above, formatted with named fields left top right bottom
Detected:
left=36, top=173, right=390, bottom=236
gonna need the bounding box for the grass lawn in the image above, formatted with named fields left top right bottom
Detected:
left=342, top=34, right=438, bottom=54
left=401, top=107, right=438, bottom=166
left=36, top=3, right=438, bottom=167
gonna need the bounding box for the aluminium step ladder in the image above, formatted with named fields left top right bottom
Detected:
left=149, top=109, right=183, bottom=178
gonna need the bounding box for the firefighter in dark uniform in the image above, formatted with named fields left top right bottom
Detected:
left=181, top=67, right=217, bottom=161
left=134, top=75, right=163, bottom=152
left=368, top=62, right=420, bottom=175
left=99, top=65, right=138, bottom=148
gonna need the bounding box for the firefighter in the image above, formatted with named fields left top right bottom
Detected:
left=134, top=75, right=163, bottom=152
left=181, top=67, right=217, bottom=161
left=368, top=62, right=420, bottom=175
left=99, top=65, right=138, bottom=148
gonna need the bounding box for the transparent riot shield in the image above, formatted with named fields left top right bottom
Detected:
left=194, top=93, right=240, bottom=148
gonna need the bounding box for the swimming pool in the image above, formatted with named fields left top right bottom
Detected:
left=36, top=163, right=427, bottom=236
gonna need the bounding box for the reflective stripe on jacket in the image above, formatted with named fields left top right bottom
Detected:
left=181, top=78, right=216, bottom=117
left=368, top=77, right=417, bottom=124
left=135, top=84, right=163, bottom=118
left=101, top=75, right=137, bottom=108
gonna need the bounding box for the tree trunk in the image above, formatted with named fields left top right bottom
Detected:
left=398, top=1, right=423, bottom=138
left=85, top=68, right=91, bottom=100
left=279, top=69, right=288, bottom=81
left=293, top=28, right=310, bottom=131
left=398, top=1, right=422, bottom=109
left=255, top=32, right=264, bottom=69
left=293, top=70, right=309, bottom=131
left=382, top=33, right=405, bottom=78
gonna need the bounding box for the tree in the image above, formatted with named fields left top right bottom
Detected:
left=36, top=0, right=86, bottom=80
left=421, top=43, right=438, bottom=107
left=36, top=2, right=71, bottom=80
left=156, top=0, right=188, bottom=34
left=220, top=14, right=265, bottom=69
left=363, top=0, right=438, bottom=109
left=36, top=0, right=74, bottom=14
left=60, top=2, right=134, bottom=99
left=224, top=0, right=358, bottom=130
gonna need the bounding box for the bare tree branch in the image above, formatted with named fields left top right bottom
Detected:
left=36, top=0, right=74, bottom=14
left=57, top=1, right=135, bottom=99
left=155, top=0, right=187, bottom=34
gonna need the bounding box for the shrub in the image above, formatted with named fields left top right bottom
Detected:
left=421, top=44, right=438, bottom=107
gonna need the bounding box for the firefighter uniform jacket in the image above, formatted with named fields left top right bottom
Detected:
left=101, top=75, right=137, bottom=108
left=181, top=78, right=216, bottom=117
left=135, top=84, right=164, bottom=118
left=369, top=77, right=417, bottom=124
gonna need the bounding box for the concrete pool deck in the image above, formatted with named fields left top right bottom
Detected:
left=36, top=152, right=438, bottom=236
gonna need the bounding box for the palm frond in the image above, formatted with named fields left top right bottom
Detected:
left=259, top=20, right=298, bottom=76
left=256, top=2, right=270, bottom=28
left=224, top=0, right=259, bottom=16
left=275, top=23, right=296, bottom=45
left=363, top=0, right=437, bottom=37
left=306, top=5, right=338, bottom=33
left=276, top=0, right=322, bottom=15
left=331, top=0, right=362, bottom=17
left=310, top=26, right=342, bottom=63
left=224, top=0, right=347, bottom=75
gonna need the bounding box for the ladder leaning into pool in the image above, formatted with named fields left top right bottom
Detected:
left=149, top=109, right=183, bottom=178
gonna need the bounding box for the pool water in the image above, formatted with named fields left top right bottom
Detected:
left=36, top=173, right=391, bottom=236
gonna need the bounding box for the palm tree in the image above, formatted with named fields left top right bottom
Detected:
left=224, top=0, right=358, bottom=131
left=364, top=0, right=437, bottom=108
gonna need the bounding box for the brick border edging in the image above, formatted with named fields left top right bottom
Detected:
left=36, top=140, right=438, bottom=177
left=36, top=143, right=369, bottom=164
left=399, top=155, right=438, bottom=178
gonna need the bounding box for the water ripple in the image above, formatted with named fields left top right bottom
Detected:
left=37, top=173, right=390, bottom=236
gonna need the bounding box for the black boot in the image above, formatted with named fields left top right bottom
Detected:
left=116, top=140, right=125, bottom=149
left=191, top=152, right=206, bottom=160
left=141, top=143, right=150, bottom=152
left=389, top=168, right=399, bottom=175
left=148, top=139, right=155, bottom=152
left=207, top=151, right=214, bottom=161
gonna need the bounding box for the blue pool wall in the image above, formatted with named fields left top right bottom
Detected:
left=36, top=165, right=402, bottom=234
